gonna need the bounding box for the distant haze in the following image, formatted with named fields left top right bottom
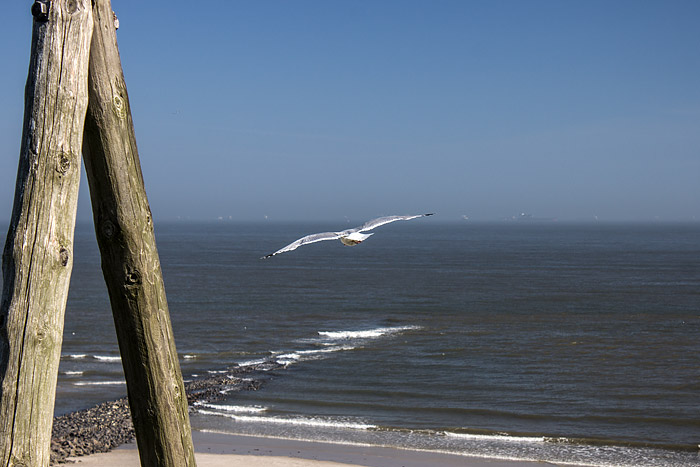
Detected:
left=1, top=1, right=699, bottom=223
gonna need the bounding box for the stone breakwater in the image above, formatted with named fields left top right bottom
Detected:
left=51, top=397, right=134, bottom=464
left=50, top=363, right=278, bottom=464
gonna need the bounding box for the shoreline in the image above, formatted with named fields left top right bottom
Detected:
left=51, top=365, right=697, bottom=466
left=68, top=429, right=575, bottom=467
left=51, top=376, right=580, bottom=467
left=51, top=362, right=272, bottom=463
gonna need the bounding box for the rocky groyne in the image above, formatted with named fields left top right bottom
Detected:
left=51, top=363, right=275, bottom=464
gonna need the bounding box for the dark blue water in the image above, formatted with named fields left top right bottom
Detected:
left=3, top=221, right=700, bottom=466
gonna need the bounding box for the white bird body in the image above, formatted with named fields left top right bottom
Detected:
left=262, top=213, right=433, bottom=258
left=340, top=231, right=373, bottom=246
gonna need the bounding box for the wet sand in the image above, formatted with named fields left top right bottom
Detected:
left=67, top=429, right=576, bottom=466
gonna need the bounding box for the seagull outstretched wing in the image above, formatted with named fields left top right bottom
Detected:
left=262, top=231, right=341, bottom=258
left=357, top=213, right=434, bottom=233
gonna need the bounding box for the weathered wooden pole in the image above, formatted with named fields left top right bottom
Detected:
left=0, top=1, right=93, bottom=466
left=81, top=0, right=196, bottom=465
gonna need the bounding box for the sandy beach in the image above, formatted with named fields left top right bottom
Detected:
left=67, top=430, right=568, bottom=467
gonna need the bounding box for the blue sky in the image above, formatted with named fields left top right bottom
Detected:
left=1, top=1, right=699, bottom=223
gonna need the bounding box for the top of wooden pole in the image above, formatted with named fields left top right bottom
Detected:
left=82, top=0, right=196, bottom=465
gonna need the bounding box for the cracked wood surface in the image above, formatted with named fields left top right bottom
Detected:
left=82, top=0, right=196, bottom=465
left=0, top=1, right=94, bottom=466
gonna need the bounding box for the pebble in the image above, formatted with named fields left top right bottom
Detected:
left=50, top=363, right=275, bottom=464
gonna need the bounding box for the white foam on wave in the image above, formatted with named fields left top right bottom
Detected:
left=298, top=346, right=356, bottom=355
left=237, top=326, right=421, bottom=369
left=318, top=325, right=421, bottom=340
left=93, top=355, right=122, bottom=362
left=444, top=431, right=546, bottom=443
left=276, top=345, right=357, bottom=365
left=63, top=354, right=122, bottom=362
left=66, top=354, right=87, bottom=359
left=74, top=380, right=126, bottom=386
left=183, top=354, right=197, bottom=359
left=195, top=402, right=267, bottom=414
left=196, top=409, right=376, bottom=430
left=275, top=353, right=301, bottom=365
left=62, top=370, right=84, bottom=376
left=237, top=358, right=267, bottom=367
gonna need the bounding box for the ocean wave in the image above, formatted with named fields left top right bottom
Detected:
left=444, top=431, right=546, bottom=443
left=194, top=402, right=267, bottom=414
left=318, top=325, right=421, bottom=340
left=275, top=345, right=357, bottom=365
left=93, top=355, right=121, bottom=362
left=237, top=327, right=420, bottom=369
left=274, top=353, right=300, bottom=365
left=236, top=358, right=268, bottom=367
left=73, top=380, right=126, bottom=386
left=66, top=354, right=87, bottom=359
left=62, top=354, right=121, bottom=362
left=297, top=346, right=356, bottom=355
left=196, top=409, right=376, bottom=430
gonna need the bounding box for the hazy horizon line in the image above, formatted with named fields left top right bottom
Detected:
left=2, top=217, right=699, bottom=228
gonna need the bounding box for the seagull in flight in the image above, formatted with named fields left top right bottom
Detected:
left=262, top=213, right=434, bottom=258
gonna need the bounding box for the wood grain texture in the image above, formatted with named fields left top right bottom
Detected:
left=81, top=0, right=196, bottom=465
left=0, top=1, right=93, bottom=466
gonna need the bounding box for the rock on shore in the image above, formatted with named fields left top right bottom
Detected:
left=51, top=363, right=274, bottom=464
left=51, top=398, right=133, bottom=463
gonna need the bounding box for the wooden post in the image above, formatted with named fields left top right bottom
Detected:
left=0, top=1, right=93, bottom=466
left=82, top=0, right=196, bottom=465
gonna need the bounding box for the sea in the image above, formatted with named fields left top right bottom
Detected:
left=2, top=221, right=700, bottom=466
